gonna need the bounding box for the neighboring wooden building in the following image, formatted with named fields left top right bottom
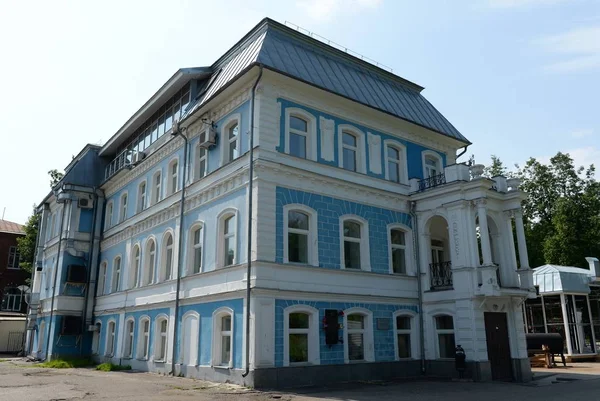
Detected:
left=0, top=219, right=28, bottom=313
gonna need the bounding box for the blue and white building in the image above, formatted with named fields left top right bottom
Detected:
left=26, top=18, right=536, bottom=387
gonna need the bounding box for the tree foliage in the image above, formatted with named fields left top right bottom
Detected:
left=484, top=155, right=508, bottom=178
left=48, top=169, right=64, bottom=188
left=17, top=207, right=40, bottom=283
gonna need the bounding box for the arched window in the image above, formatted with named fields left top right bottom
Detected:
left=181, top=312, right=200, bottom=366
left=123, top=319, right=135, bottom=358
left=111, top=256, right=121, bottom=293
left=343, top=308, right=374, bottom=363
left=137, top=317, right=150, bottom=359
left=119, top=193, right=128, bottom=223
left=137, top=181, right=147, bottom=213
left=340, top=216, right=370, bottom=271
left=285, top=108, right=317, bottom=160
left=394, top=312, right=415, bottom=359
left=422, top=151, right=443, bottom=179
left=389, top=226, right=408, bottom=274
left=143, top=239, right=156, bottom=285
left=283, top=305, right=319, bottom=366
left=434, top=314, right=455, bottom=359
left=97, top=261, right=107, bottom=296
left=385, top=141, right=407, bottom=184
left=189, top=224, right=204, bottom=275
left=130, top=245, right=141, bottom=289
left=227, top=123, right=239, bottom=163
left=105, top=202, right=113, bottom=229
left=152, top=170, right=162, bottom=205
left=212, top=308, right=234, bottom=367
left=105, top=320, right=116, bottom=357
left=283, top=205, right=318, bottom=266
left=338, top=126, right=366, bottom=174
left=168, top=159, right=178, bottom=196
left=218, top=210, right=237, bottom=268
left=91, top=322, right=101, bottom=355
left=195, top=140, right=208, bottom=181
left=161, top=232, right=174, bottom=282
left=154, top=316, right=169, bottom=362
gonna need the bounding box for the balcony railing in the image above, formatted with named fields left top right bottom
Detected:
left=104, top=149, right=133, bottom=181
left=419, top=173, right=446, bottom=191
left=430, top=261, right=453, bottom=290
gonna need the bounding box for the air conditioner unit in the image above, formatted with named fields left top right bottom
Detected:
left=78, top=198, right=93, bottom=209
left=132, top=151, right=146, bottom=164
left=198, top=127, right=217, bottom=149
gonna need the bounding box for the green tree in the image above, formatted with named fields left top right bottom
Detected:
left=48, top=169, right=64, bottom=188
left=17, top=207, right=40, bottom=284
left=484, top=155, right=507, bottom=178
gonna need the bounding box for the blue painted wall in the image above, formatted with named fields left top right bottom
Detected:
left=78, top=209, right=94, bottom=233
left=275, top=187, right=411, bottom=273
left=276, top=98, right=446, bottom=180
left=274, top=299, right=418, bottom=367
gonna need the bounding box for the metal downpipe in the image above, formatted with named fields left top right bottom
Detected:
left=411, top=201, right=426, bottom=374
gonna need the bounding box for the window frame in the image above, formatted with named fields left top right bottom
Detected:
left=220, top=114, right=241, bottom=165
left=433, top=313, right=456, bottom=360
left=339, top=215, right=370, bottom=272
left=118, top=192, right=128, bottom=223
left=384, top=140, right=408, bottom=184
left=97, top=261, right=107, bottom=296
left=283, top=204, right=318, bottom=267
left=180, top=311, right=200, bottom=366
left=217, top=209, right=238, bottom=268
left=337, top=125, right=367, bottom=174
left=38, top=320, right=46, bottom=355
left=137, top=316, right=151, bottom=360
left=130, top=244, right=141, bottom=289
left=91, top=321, right=101, bottom=355
left=343, top=307, right=374, bottom=363
left=123, top=318, right=135, bottom=359
left=160, top=230, right=175, bottom=282
left=154, top=315, right=169, bottom=362
left=284, top=107, right=317, bottom=161
left=143, top=237, right=157, bottom=285
left=194, top=136, right=209, bottom=181
left=212, top=307, right=234, bottom=368
left=151, top=169, right=162, bottom=205
left=105, top=320, right=116, bottom=357
left=283, top=305, right=320, bottom=367
left=392, top=310, right=417, bottom=360
left=188, top=222, right=204, bottom=275
left=7, top=246, right=20, bottom=269
left=137, top=180, right=147, bottom=213
left=105, top=202, right=114, bottom=229
left=422, top=150, right=443, bottom=179
left=111, top=255, right=122, bottom=293
left=387, top=224, right=412, bottom=275
left=167, top=157, right=179, bottom=196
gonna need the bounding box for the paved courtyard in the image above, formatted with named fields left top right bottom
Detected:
left=2, top=358, right=600, bottom=401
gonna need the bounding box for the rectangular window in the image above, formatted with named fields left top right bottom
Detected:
left=124, top=321, right=134, bottom=358
left=289, top=312, right=309, bottom=363
left=7, top=246, right=20, bottom=269
left=154, top=173, right=161, bottom=204
left=343, top=220, right=362, bottom=269
left=223, top=216, right=235, bottom=267
left=157, top=320, right=168, bottom=361
left=120, top=194, right=127, bottom=223
left=287, top=210, right=309, bottom=264
left=342, top=132, right=358, bottom=172
left=220, top=315, right=232, bottom=366
left=138, top=182, right=146, bottom=213
left=390, top=229, right=407, bottom=274
left=436, top=315, right=455, bottom=359
left=347, top=314, right=365, bottom=361
left=142, top=320, right=150, bottom=359
left=193, top=227, right=202, bottom=274
left=396, top=316, right=411, bottom=358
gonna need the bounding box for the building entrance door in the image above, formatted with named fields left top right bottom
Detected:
left=484, top=312, right=513, bottom=381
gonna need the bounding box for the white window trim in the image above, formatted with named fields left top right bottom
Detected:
left=187, top=222, right=205, bottom=276
left=105, top=201, right=114, bottom=229
left=91, top=321, right=101, bottom=355
left=130, top=244, right=141, bottom=289
left=118, top=191, right=128, bottom=224
left=151, top=169, right=162, bottom=206
left=167, top=157, right=179, bottom=196
left=337, top=124, right=367, bottom=174
left=387, top=223, right=414, bottom=275
left=384, top=139, right=408, bottom=184
left=283, top=305, right=320, bottom=367
left=421, top=150, right=443, bottom=179
left=143, top=237, right=157, bottom=285
left=283, top=204, right=319, bottom=267
left=392, top=310, right=418, bottom=361
left=339, top=215, right=371, bottom=272
left=137, top=316, right=151, bottom=360
left=160, top=230, right=175, bottom=282
left=284, top=107, right=317, bottom=161
left=217, top=208, right=238, bottom=268
left=220, top=113, right=241, bottom=166
left=123, top=318, right=135, bottom=359
left=97, top=261, right=107, bottom=296
left=111, top=255, right=122, bottom=293
left=137, top=180, right=147, bottom=213
left=343, top=307, right=374, bottom=363
left=7, top=246, right=20, bottom=269
left=212, top=307, right=234, bottom=368
left=432, top=312, right=456, bottom=360
left=180, top=311, right=200, bottom=366
left=194, top=139, right=209, bottom=181
left=104, top=319, right=117, bottom=357
left=153, top=314, right=169, bottom=362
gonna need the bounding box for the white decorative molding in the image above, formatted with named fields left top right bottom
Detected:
left=367, top=132, right=382, bottom=174
left=319, top=116, right=335, bottom=162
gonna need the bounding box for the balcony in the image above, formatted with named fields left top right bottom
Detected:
left=419, top=172, right=446, bottom=191
left=104, top=149, right=133, bottom=181
left=430, top=261, right=453, bottom=290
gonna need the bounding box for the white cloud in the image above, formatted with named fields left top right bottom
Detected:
left=567, top=146, right=600, bottom=169
left=571, top=129, right=594, bottom=139
left=296, top=0, right=382, bottom=21
left=535, top=26, right=600, bottom=73
left=488, top=0, right=566, bottom=8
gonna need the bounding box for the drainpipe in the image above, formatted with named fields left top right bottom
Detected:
left=410, top=201, right=426, bottom=375
left=170, top=125, right=189, bottom=375
left=242, top=65, right=263, bottom=378
left=456, top=145, right=469, bottom=163
left=45, top=196, right=68, bottom=360
left=80, top=188, right=99, bottom=355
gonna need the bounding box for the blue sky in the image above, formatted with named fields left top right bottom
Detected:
left=0, top=0, right=598, bottom=224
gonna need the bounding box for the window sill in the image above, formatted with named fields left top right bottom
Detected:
left=154, top=359, right=166, bottom=364
left=213, top=365, right=232, bottom=370
left=121, top=357, right=133, bottom=360
left=136, top=358, right=149, bottom=361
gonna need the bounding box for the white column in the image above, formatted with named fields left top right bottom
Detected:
left=513, top=210, right=530, bottom=269
left=476, top=200, right=493, bottom=266
left=503, top=211, right=519, bottom=287
left=560, top=294, right=574, bottom=355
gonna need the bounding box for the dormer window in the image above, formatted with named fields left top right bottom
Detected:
left=423, top=151, right=443, bottom=179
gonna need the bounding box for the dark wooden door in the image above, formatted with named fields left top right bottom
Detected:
left=484, top=312, right=513, bottom=381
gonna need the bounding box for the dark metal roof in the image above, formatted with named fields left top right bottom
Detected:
left=184, top=18, right=469, bottom=145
